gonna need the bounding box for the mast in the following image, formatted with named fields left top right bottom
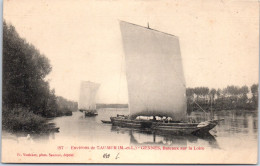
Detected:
left=120, top=21, right=187, bottom=121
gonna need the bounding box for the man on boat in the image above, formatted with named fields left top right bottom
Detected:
left=153, top=116, right=156, bottom=121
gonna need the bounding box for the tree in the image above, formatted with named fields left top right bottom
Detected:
left=240, top=85, right=249, bottom=95
left=251, top=84, right=258, bottom=108
left=3, top=20, right=55, bottom=117
left=209, top=88, right=217, bottom=103
left=193, top=87, right=209, bottom=103
left=251, top=84, right=258, bottom=96
left=224, top=85, right=240, bottom=96
left=186, top=88, right=194, bottom=98
left=216, top=88, right=222, bottom=98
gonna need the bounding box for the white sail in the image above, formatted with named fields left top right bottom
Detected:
left=120, top=21, right=187, bottom=121
left=78, top=81, right=100, bottom=110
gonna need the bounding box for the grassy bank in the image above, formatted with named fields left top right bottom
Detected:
left=2, top=107, right=46, bottom=132
left=2, top=107, right=73, bottom=132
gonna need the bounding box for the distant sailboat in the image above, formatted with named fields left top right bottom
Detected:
left=78, top=81, right=100, bottom=116
left=110, top=21, right=222, bottom=134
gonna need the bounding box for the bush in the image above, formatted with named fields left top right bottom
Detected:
left=2, top=107, right=46, bottom=132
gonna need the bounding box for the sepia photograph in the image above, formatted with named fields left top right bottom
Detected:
left=1, top=0, right=259, bottom=164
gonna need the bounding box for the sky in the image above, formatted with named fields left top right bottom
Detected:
left=3, top=0, right=259, bottom=103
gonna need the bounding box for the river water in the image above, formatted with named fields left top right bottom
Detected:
left=2, top=109, right=258, bottom=163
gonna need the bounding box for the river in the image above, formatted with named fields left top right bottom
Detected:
left=2, top=109, right=258, bottom=163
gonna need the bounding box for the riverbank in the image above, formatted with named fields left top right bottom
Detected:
left=2, top=107, right=72, bottom=133
left=2, top=22, right=77, bottom=133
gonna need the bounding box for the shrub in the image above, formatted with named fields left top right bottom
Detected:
left=2, top=107, right=46, bottom=132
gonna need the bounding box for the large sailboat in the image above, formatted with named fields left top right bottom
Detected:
left=110, top=21, right=221, bottom=134
left=78, top=81, right=100, bottom=116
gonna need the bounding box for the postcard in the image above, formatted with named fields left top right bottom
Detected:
left=2, top=0, right=258, bottom=164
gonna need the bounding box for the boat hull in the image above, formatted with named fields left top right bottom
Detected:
left=85, top=112, right=98, bottom=117
left=79, top=109, right=98, bottom=117
left=110, top=117, right=220, bottom=135
left=101, top=120, right=112, bottom=124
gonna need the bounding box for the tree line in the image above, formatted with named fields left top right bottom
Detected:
left=96, top=103, right=128, bottom=109
left=186, top=84, right=258, bottom=113
left=2, top=21, right=76, bottom=131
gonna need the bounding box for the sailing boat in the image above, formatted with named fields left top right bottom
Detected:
left=110, top=21, right=222, bottom=134
left=78, top=81, right=100, bottom=116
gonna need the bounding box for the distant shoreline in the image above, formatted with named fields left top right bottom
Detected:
left=96, top=103, right=128, bottom=109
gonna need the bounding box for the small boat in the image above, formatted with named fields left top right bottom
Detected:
left=78, top=81, right=100, bottom=117
left=110, top=21, right=222, bottom=135
left=101, top=120, right=112, bottom=124
left=79, top=109, right=98, bottom=116
left=84, top=111, right=98, bottom=117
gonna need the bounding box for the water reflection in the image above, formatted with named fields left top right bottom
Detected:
left=110, top=126, right=220, bottom=149
left=2, top=109, right=257, bottom=151
left=2, top=130, right=57, bottom=144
